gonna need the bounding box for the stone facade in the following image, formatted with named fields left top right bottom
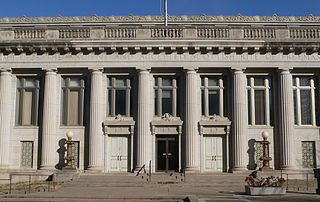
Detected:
left=0, top=16, right=319, bottom=173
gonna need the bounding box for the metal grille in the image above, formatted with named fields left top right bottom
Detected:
left=302, top=141, right=315, bottom=168
left=20, top=141, right=33, bottom=168
left=255, top=142, right=263, bottom=169
left=72, top=141, right=80, bottom=169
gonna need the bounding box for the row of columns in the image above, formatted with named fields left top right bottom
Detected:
left=0, top=67, right=296, bottom=171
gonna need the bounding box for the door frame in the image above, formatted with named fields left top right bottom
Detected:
left=155, top=135, right=179, bottom=172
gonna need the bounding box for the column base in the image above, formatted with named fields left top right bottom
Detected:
left=184, top=166, right=200, bottom=173
left=280, top=165, right=298, bottom=171
left=232, top=166, right=247, bottom=173
left=86, top=166, right=103, bottom=173
left=39, top=165, right=56, bottom=171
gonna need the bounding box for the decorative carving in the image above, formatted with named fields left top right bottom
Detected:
left=209, top=114, right=230, bottom=122
left=162, top=113, right=173, bottom=121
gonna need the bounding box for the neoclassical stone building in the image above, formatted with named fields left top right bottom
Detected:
left=0, top=16, right=319, bottom=173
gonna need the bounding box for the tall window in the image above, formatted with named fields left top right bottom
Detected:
left=61, top=77, right=85, bottom=126
left=247, top=76, right=272, bottom=125
left=293, top=76, right=316, bottom=125
left=201, top=77, right=224, bottom=117
left=154, top=77, right=178, bottom=116
left=16, top=77, right=40, bottom=126
left=107, top=77, right=131, bottom=117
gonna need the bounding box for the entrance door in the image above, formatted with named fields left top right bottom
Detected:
left=156, top=136, right=178, bottom=172
left=110, top=136, right=128, bottom=172
left=204, top=136, right=223, bottom=172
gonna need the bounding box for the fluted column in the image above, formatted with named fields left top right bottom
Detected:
left=185, top=69, right=200, bottom=171
left=0, top=69, right=12, bottom=169
left=136, top=69, right=152, bottom=169
left=88, top=68, right=104, bottom=171
left=41, top=69, right=57, bottom=169
left=279, top=69, right=295, bottom=169
left=232, top=69, right=248, bottom=171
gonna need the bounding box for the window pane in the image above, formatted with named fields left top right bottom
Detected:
left=69, top=78, right=80, bottom=87
left=162, top=78, right=172, bottom=86
left=248, top=90, right=252, bottom=124
left=22, top=91, right=34, bottom=125
left=300, top=77, right=311, bottom=86
left=68, top=90, right=79, bottom=125
left=115, top=90, right=126, bottom=115
left=208, top=78, right=218, bottom=86
left=154, top=90, right=158, bottom=115
left=201, top=90, right=205, bottom=115
left=254, top=90, right=266, bottom=125
left=300, top=90, right=312, bottom=124
left=25, top=79, right=36, bottom=88
left=162, top=90, right=172, bottom=115
left=208, top=90, right=219, bottom=115
left=293, top=90, right=298, bottom=125
left=116, top=79, right=126, bottom=87
left=108, top=89, right=112, bottom=116
left=254, top=78, right=264, bottom=86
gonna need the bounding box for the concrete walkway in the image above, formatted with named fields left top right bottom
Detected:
left=1, top=172, right=320, bottom=201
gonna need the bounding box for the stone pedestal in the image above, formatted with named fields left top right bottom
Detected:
left=232, top=69, right=248, bottom=171
left=41, top=69, right=57, bottom=170
left=87, top=69, right=104, bottom=171
left=0, top=69, right=12, bottom=169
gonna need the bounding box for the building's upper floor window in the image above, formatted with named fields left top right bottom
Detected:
left=247, top=76, right=272, bottom=126
left=293, top=76, right=316, bottom=126
left=61, top=77, right=85, bottom=126
left=201, top=76, right=224, bottom=117
left=16, top=77, right=40, bottom=126
left=107, top=77, right=131, bottom=117
left=154, top=77, right=178, bottom=116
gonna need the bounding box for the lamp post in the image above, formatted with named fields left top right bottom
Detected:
left=258, top=131, right=273, bottom=171
left=65, top=131, right=75, bottom=170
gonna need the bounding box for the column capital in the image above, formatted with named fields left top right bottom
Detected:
left=278, top=67, right=293, bottom=74
left=42, top=68, right=57, bottom=73
left=89, top=68, right=104, bottom=73
left=184, top=68, right=198, bottom=73
left=137, top=68, right=151, bottom=74
left=0, top=68, right=12, bottom=73
left=231, top=67, right=246, bottom=72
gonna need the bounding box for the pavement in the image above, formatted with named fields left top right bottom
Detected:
left=0, top=172, right=319, bottom=201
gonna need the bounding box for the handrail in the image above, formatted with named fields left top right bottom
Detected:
left=136, top=164, right=146, bottom=176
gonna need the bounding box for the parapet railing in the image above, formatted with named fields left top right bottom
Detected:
left=2, top=26, right=320, bottom=41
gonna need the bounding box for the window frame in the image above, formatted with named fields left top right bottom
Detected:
left=247, top=76, right=271, bottom=126
left=292, top=76, right=316, bottom=126
left=200, top=76, right=224, bottom=117
left=107, top=76, right=132, bottom=117
left=16, top=77, right=40, bottom=126
left=61, top=77, right=85, bottom=126
left=154, top=76, right=178, bottom=117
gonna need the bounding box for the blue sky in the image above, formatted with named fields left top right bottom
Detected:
left=0, top=0, right=319, bottom=17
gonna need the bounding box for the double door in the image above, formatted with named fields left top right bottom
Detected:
left=110, top=136, right=129, bottom=172
left=156, top=136, right=179, bottom=172
left=204, top=136, right=223, bottom=172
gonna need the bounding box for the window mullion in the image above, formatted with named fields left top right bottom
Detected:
left=204, top=77, right=209, bottom=116
left=265, top=78, right=270, bottom=126
left=79, top=79, right=85, bottom=125
left=34, top=80, right=40, bottom=126
left=219, top=78, right=224, bottom=117
left=158, top=77, right=162, bottom=116
left=250, top=77, right=255, bottom=125
left=66, top=78, right=70, bottom=125
left=310, top=79, right=316, bottom=126
left=126, top=79, right=131, bottom=117
left=111, top=78, right=116, bottom=116
left=172, top=79, right=177, bottom=117
left=296, top=78, right=302, bottom=125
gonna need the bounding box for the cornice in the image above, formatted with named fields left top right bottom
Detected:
left=0, top=15, right=319, bottom=24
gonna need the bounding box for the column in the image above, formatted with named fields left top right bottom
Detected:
left=279, top=69, right=295, bottom=169
left=88, top=68, right=104, bottom=171
left=232, top=69, right=248, bottom=171
left=0, top=69, right=12, bottom=169
left=136, top=69, right=152, bottom=169
left=41, top=69, right=57, bottom=169
left=185, top=69, right=200, bottom=171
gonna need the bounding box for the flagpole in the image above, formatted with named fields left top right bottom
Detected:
left=164, top=0, right=168, bottom=26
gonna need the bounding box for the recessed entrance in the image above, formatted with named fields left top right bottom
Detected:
left=156, top=136, right=179, bottom=172
left=204, top=136, right=223, bottom=172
